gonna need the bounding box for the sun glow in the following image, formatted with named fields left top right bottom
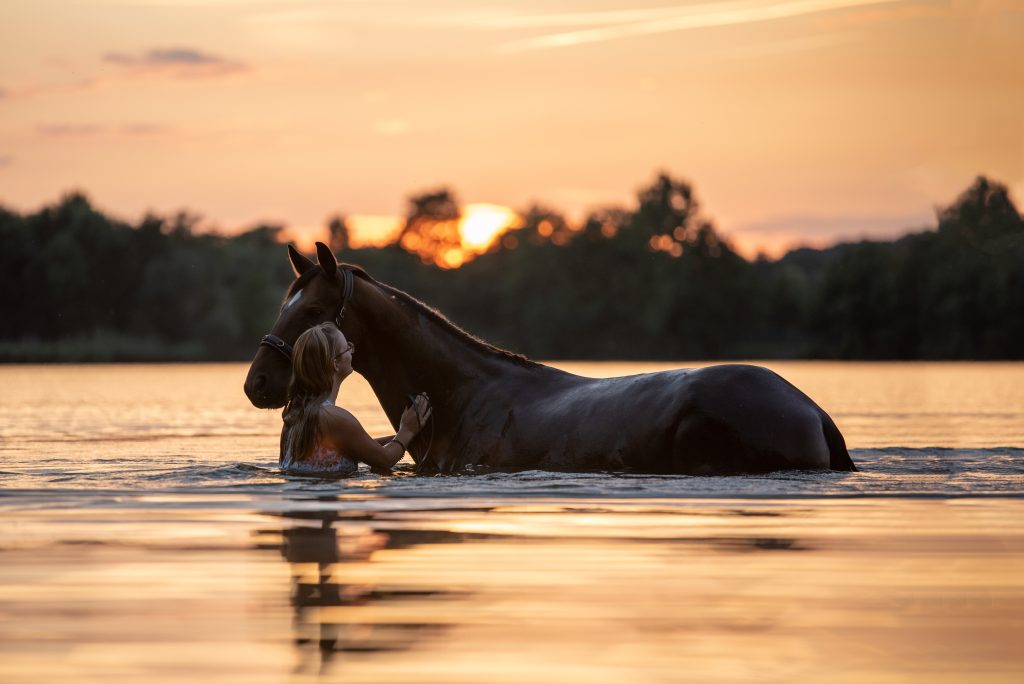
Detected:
left=348, top=215, right=404, bottom=248
left=301, top=204, right=520, bottom=269
left=459, top=204, right=520, bottom=251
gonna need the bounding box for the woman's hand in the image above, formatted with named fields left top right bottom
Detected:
left=400, top=394, right=432, bottom=434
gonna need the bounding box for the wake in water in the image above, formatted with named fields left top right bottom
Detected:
left=3, top=448, right=1023, bottom=503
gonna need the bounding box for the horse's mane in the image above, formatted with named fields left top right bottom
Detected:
left=345, top=265, right=541, bottom=369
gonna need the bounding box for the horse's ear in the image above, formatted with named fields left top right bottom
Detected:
left=315, top=241, right=338, bottom=280
left=287, top=244, right=315, bottom=277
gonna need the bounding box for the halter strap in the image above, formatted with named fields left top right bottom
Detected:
left=259, top=333, right=293, bottom=360
left=334, top=268, right=354, bottom=327
left=259, top=267, right=355, bottom=362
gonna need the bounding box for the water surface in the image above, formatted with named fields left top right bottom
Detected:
left=1, top=362, right=1022, bottom=683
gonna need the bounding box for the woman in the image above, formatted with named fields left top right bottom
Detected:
left=280, top=322, right=431, bottom=473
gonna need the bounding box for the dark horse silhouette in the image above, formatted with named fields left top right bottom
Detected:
left=244, top=243, right=856, bottom=475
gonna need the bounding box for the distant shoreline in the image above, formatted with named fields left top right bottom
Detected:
left=4, top=174, right=1022, bottom=363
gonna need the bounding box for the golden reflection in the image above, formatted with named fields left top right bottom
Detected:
left=1, top=500, right=1023, bottom=682
left=260, top=509, right=462, bottom=676
left=242, top=500, right=1024, bottom=683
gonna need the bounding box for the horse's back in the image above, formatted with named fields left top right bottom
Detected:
left=488, top=363, right=852, bottom=475
left=512, top=368, right=695, bottom=470
left=525, top=364, right=849, bottom=474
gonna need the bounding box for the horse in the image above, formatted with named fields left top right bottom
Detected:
left=244, top=242, right=856, bottom=475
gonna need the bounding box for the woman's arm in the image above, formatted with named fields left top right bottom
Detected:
left=319, top=396, right=431, bottom=471
left=319, top=410, right=412, bottom=470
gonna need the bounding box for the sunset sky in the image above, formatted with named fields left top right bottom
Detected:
left=1, top=0, right=1021, bottom=257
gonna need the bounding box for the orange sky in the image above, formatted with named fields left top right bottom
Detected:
left=0, top=0, right=1021, bottom=258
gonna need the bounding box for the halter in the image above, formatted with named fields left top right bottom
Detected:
left=259, top=267, right=355, bottom=362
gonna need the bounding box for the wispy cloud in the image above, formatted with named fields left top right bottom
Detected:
left=86, top=0, right=291, bottom=4
left=120, top=123, right=174, bottom=135
left=3, top=47, right=245, bottom=101
left=102, top=47, right=246, bottom=76
left=726, top=209, right=933, bottom=257
left=37, top=123, right=174, bottom=137
left=734, top=211, right=932, bottom=237
left=447, top=6, right=711, bottom=30
left=0, top=78, right=99, bottom=101
left=38, top=124, right=106, bottom=137
left=714, top=29, right=863, bottom=58
left=493, top=0, right=914, bottom=52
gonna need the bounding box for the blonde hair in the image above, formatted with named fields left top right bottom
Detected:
left=281, top=322, right=343, bottom=462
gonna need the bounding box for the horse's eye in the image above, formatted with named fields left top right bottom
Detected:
left=309, top=307, right=324, bottom=317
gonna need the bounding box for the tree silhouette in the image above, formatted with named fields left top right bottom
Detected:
left=1, top=174, right=1020, bottom=362
left=937, top=175, right=1022, bottom=246
left=326, top=214, right=350, bottom=254
left=633, top=172, right=699, bottom=247
left=396, top=188, right=463, bottom=268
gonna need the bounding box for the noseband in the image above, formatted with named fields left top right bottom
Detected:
left=259, top=268, right=355, bottom=362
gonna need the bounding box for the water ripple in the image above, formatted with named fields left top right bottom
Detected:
left=2, top=448, right=1022, bottom=504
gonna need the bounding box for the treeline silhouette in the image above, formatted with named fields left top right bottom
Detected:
left=1, top=173, right=1021, bottom=362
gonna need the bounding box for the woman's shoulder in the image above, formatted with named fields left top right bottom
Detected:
left=317, top=403, right=363, bottom=438
left=318, top=402, right=357, bottom=424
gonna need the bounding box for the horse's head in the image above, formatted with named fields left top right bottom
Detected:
left=243, top=242, right=364, bottom=408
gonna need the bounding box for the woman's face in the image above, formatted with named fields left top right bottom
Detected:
left=332, top=328, right=355, bottom=380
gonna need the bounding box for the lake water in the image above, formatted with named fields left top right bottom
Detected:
left=1, top=362, right=1023, bottom=683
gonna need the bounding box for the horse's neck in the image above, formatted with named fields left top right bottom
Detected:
left=350, top=287, right=543, bottom=426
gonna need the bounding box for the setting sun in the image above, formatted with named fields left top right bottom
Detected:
left=460, top=204, right=520, bottom=251
left=391, top=201, right=522, bottom=269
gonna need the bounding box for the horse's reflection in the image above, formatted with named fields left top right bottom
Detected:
left=256, top=508, right=460, bottom=676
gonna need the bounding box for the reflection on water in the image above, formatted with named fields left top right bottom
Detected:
left=223, top=498, right=1024, bottom=683
left=258, top=509, right=457, bottom=675
left=1, top=497, right=1023, bottom=682
left=1, top=363, right=1023, bottom=682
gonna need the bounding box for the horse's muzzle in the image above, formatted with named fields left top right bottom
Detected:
left=244, top=372, right=286, bottom=409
